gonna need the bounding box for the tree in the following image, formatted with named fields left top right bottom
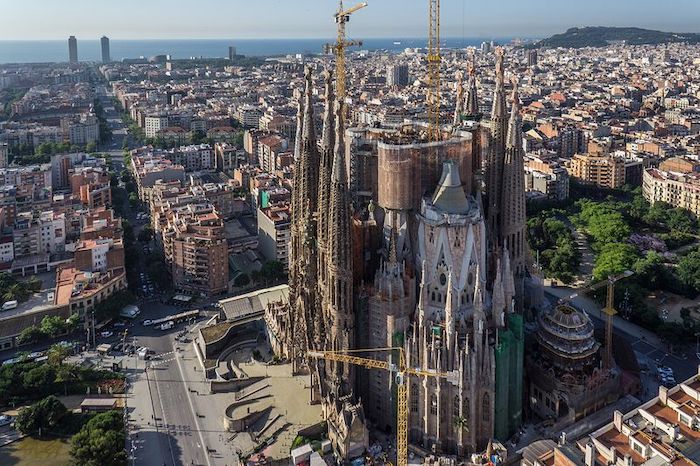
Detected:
left=138, top=226, right=154, bottom=243
left=15, top=395, right=67, bottom=436
left=40, top=315, right=68, bottom=338
left=70, top=410, right=127, bottom=466
left=85, top=141, right=97, bottom=153
left=22, top=365, right=56, bottom=393
left=593, top=243, right=639, bottom=281
left=48, top=344, right=71, bottom=366
left=678, top=251, right=700, bottom=294
left=17, top=325, right=45, bottom=345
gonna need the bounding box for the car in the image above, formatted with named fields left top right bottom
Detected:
left=142, top=319, right=153, bottom=326
left=0, top=415, right=12, bottom=427
left=100, top=331, right=114, bottom=338
left=113, top=321, right=127, bottom=327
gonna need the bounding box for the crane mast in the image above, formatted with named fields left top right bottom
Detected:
left=427, top=0, right=441, bottom=142
left=559, top=270, right=634, bottom=370
left=308, top=348, right=455, bottom=466
left=327, top=1, right=367, bottom=104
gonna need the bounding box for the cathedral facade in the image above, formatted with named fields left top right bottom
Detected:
left=284, top=49, right=527, bottom=459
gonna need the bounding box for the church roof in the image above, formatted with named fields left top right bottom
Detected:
left=431, top=161, right=470, bottom=214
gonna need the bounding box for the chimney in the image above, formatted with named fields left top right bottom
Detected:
left=624, top=454, right=633, bottom=466
left=585, top=441, right=596, bottom=466
left=659, top=385, right=669, bottom=405
left=613, top=410, right=623, bottom=431
left=559, top=431, right=567, bottom=446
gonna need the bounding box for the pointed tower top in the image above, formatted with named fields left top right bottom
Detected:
left=302, top=65, right=315, bottom=142
left=322, top=68, right=335, bottom=152
left=506, top=79, right=522, bottom=150
left=332, top=101, right=346, bottom=184
left=495, top=47, right=505, bottom=81
left=388, top=226, right=398, bottom=264
left=432, top=161, right=470, bottom=214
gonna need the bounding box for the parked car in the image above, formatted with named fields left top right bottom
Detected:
left=142, top=319, right=153, bottom=326
left=100, top=331, right=114, bottom=338
left=0, top=415, right=12, bottom=427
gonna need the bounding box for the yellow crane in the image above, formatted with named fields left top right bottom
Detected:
left=307, top=347, right=457, bottom=466
left=427, top=0, right=441, bottom=142
left=325, top=1, right=368, bottom=103
left=559, top=270, right=634, bottom=369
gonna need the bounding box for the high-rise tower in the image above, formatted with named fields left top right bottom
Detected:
left=68, top=36, right=78, bottom=63
left=101, top=36, right=111, bottom=63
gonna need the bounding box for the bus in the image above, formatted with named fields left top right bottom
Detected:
left=150, top=309, right=200, bottom=327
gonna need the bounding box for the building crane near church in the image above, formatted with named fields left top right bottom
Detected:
left=427, top=0, right=441, bottom=143
left=559, top=270, right=634, bottom=370
left=325, top=1, right=368, bottom=104
left=308, top=348, right=458, bottom=466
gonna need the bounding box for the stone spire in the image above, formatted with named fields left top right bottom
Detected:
left=326, top=100, right=354, bottom=381
left=464, top=59, right=479, bottom=116
left=500, top=79, right=527, bottom=281
left=317, top=68, right=335, bottom=291
left=486, top=47, right=508, bottom=281
left=453, top=71, right=464, bottom=126
left=299, top=66, right=320, bottom=216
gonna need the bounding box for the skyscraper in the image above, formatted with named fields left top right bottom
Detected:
left=101, top=36, right=111, bottom=63
left=68, top=36, right=78, bottom=63
left=386, top=64, right=409, bottom=87
left=228, top=46, right=237, bottom=60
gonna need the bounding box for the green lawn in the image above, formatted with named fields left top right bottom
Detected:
left=0, top=437, right=71, bottom=466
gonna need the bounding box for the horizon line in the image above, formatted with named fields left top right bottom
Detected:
left=0, top=35, right=529, bottom=42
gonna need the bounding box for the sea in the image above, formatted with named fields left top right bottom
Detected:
left=0, top=38, right=511, bottom=64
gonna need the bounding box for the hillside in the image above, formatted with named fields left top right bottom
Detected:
left=536, top=27, right=700, bottom=48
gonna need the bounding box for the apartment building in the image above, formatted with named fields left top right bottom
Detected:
left=257, top=204, right=291, bottom=270
left=62, top=114, right=99, bottom=146
left=586, top=366, right=700, bottom=466
left=144, top=114, right=169, bottom=138
left=13, top=210, right=66, bottom=258
left=161, top=203, right=229, bottom=295
left=69, top=166, right=111, bottom=208
left=131, top=150, right=186, bottom=202
left=569, top=153, right=625, bottom=189
left=643, top=168, right=700, bottom=217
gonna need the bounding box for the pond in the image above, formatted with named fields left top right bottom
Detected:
left=0, top=436, right=71, bottom=466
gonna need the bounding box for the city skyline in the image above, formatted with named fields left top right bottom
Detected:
left=3, top=0, right=700, bottom=40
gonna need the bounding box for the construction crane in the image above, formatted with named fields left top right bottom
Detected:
left=559, top=270, right=634, bottom=370
left=325, top=1, right=368, bottom=104
left=426, top=0, right=441, bottom=142
left=308, top=347, right=457, bottom=466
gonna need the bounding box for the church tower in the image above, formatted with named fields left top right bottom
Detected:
left=486, top=47, right=508, bottom=279
left=499, top=82, right=527, bottom=279
left=317, top=68, right=336, bottom=335
left=288, top=66, right=322, bottom=365
left=325, top=101, right=355, bottom=384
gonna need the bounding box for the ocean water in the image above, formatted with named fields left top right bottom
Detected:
left=0, top=38, right=510, bottom=64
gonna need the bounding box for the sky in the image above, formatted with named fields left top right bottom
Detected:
left=2, top=0, right=700, bottom=40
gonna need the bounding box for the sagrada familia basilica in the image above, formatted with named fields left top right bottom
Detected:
left=280, top=48, right=531, bottom=458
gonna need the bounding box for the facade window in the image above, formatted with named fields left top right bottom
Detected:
left=430, top=395, right=438, bottom=415
left=453, top=395, right=460, bottom=417
left=410, top=384, right=419, bottom=413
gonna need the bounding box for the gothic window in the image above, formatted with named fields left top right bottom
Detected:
left=437, top=293, right=442, bottom=303
left=439, top=273, right=447, bottom=286
left=482, top=394, right=490, bottom=422
left=453, top=395, right=460, bottom=417
left=463, top=399, right=470, bottom=420
left=430, top=395, right=438, bottom=415
left=431, top=291, right=436, bottom=302
left=467, top=272, right=474, bottom=286
left=411, top=384, right=419, bottom=413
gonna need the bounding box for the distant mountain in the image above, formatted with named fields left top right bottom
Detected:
left=536, top=27, right=700, bottom=48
